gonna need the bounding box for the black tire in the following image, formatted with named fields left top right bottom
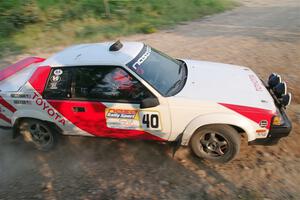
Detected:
left=19, top=119, right=58, bottom=151
left=190, top=124, right=240, bottom=163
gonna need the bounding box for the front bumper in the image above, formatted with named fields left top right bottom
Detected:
left=248, top=108, right=292, bottom=145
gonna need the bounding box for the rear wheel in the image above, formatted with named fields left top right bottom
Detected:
left=190, top=125, right=240, bottom=163
left=19, top=119, right=58, bottom=151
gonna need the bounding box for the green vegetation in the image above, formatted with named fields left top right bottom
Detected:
left=0, top=0, right=235, bottom=57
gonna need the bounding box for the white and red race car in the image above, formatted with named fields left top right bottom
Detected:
left=0, top=41, right=292, bottom=162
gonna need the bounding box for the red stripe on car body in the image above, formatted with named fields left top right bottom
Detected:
left=219, top=103, right=275, bottom=129
left=28, top=66, right=51, bottom=95
left=0, top=113, right=11, bottom=124
left=0, top=57, right=45, bottom=81
left=48, top=100, right=165, bottom=141
left=0, top=96, right=17, bottom=113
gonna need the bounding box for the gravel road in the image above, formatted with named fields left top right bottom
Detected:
left=1, top=0, right=300, bottom=199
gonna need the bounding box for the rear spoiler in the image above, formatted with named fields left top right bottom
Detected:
left=0, top=57, right=45, bottom=92
left=0, top=57, right=45, bottom=81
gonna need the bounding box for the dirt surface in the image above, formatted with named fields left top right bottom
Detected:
left=1, top=0, right=300, bottom=199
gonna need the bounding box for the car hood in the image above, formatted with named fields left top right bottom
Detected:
left=175, top=59, right=276, bottom=111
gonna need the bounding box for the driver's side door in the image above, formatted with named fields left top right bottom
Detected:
left=44, top=65, right=171, bottom=140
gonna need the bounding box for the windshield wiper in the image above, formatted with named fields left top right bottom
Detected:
left=166, top=79, right=182, bottom=95
left=167, top=62, right=187, bottom=95
left=178, top=62, right=183, bottom=74
left=178, top=60, right=187, bottom=74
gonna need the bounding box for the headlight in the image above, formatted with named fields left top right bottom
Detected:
left=268, top=73, right=277, bottom=80
left=273, top=82, right=287, bottom=98
left=281, top=93, right=292, bottom=107
left=268, top=74, right=281, bottom=88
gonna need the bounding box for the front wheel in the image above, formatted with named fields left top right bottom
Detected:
left=19, top=119, right=58, bottom=151
left=190, top=125, right=240, bottom=163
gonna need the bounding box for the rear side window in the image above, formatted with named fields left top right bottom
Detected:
left=43, top=66, right=154, bottom=102
left=73, top=66, right=153, bottom=102
left=43, top=68, right=72, bottom=99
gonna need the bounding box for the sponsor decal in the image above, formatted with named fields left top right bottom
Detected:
left=32, top=92, right=66, bottom=126
left=131, top=46, right=151, bottom=70
left=49, top=82, right=58, bottom=89
left=106, top=109, right=137, bottom=119
left=51, top=75, right=61, bottom=82
left=126, top=45, right=151, bottom=74
left=11, top=94, right=31, bottom=99
left=105, top=108, right=161, bottom=131
left=140, top=111, right=161, bottom=130
left=105, top=109, right=140, bottom=129
left=249, top=74, right=263, bottom=91
left=256, top=129, right=268, bottom=137
left=53, top=69, right=63, bottom=76
left=13, top=100, right=32, bottom=105
left=259, top=120, right=268, bottom=128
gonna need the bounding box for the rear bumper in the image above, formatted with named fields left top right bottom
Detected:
left=248, top=108, right=292, bottom=145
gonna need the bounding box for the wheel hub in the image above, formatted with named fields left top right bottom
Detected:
left=200, top=132, right=229, bottom=157
left=29, top=123, right=51, bottom=145
left=207, top=142, right=218, bottom=151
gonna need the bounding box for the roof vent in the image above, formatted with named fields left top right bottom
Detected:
left=109, top=40, right=123, bottom=51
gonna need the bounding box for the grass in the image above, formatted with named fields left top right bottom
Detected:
left=0, top=0, right=236, bottom=58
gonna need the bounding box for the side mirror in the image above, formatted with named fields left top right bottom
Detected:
left=140, top=97, right=159, bottom=109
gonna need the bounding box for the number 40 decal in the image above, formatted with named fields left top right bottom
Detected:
left=140, top=111, right=161, bottom=130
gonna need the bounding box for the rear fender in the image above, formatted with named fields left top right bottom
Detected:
left=11, top=109, right=54, bottom=126
left=12, top=110, right=63, bottom=138
left=181, top=113, right=256, bottom=145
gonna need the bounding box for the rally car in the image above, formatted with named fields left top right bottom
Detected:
left=0, top=41, right=292, bottom=163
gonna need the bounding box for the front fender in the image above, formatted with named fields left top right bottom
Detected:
left=181, top=113, right=256, bottom=145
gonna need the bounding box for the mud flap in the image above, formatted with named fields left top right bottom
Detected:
left=171, top=133, right=183, bottom=157
left=12, top=120, right=20, bottom=139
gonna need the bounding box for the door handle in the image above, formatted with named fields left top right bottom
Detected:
left=73, top=107, right=85, bottom=112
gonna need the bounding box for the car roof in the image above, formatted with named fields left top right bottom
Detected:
left=42, top=41, right=144, bottom=67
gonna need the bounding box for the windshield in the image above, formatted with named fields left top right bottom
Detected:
left=126, top=45, right=187, bottom=96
